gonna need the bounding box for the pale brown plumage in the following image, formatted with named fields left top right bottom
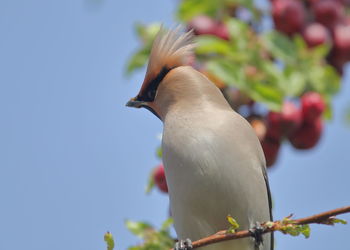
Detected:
left=127, top=27, right=273, bottom=250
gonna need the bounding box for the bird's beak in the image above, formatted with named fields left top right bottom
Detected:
left=126, top=97, right=162, bottom=120
left=125, top=97, right=145, bottom=108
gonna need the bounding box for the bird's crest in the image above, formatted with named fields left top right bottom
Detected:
left=138, top=26, right=195, bottom=99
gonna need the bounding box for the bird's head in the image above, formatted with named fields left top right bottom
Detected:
left=126, top=26, right=195, bottom=120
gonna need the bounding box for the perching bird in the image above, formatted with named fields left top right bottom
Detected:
left=126, top=26, right=273, bottom=250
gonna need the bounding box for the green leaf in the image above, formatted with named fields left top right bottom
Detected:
left=311, top=43, right=331, bottom=60
left=195, top=35, right=231, bottom=55
left=322, top=94, right=333, bottom=120
left=233, top=0, right=255, bottom=10
left=226, top=18, right=249, bottom=41
left=284, top=225, right=300, bottom=236
left=177, top=0, right=220, bottom=21
left=145, top=168, right=155, bottom=194
left=281, top=217, right=293, bottom=225
left=207, top=59, right=284, bottom=110
left=227, top=215, right=240, bottom=228
left=125, top=23, right=162, bottom=75
left=160, top=218, right=174, bottom=231
left=206, top=59, right=243, bottom=87
left=307, top=65, right=340, bottom=95
left=227, top=215, right=240, bottom=233
left=135, top=23, right=161, bottom=43
left=127, top=247, right=140, bottom=250
left=104, top=232, right=115, bottom=250
left=125, top=220, right=153, bottom=238
left=126, top=219, right=174, bottom=250
left=177, top=0, right=257, bottom=21
left=331, top=218, right=347, bottom=225
left=284, top=70, right=306, bottom=97
left=247, top=82, right=283, bottom=111
left=300, top=224, right=311, bottom=238
left=156, top=147, right=162, bottom=159
left=263, top=31, right=297, bottom=64
left=293, top=35, right=307, bottom=52
left=125, top=46, right=151, bottom=75
left=278, top=218, right=312, bottom=239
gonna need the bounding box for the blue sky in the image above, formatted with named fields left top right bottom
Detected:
left=0, top=0, right=349, bottom=249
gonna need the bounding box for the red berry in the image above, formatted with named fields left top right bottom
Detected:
left=333, top=24, right=350, bottom=55
left=188, top=16, right=216, bottom=35
left=214, top=23, right=230, bottom=40
left=188, top=15, right=229, bottom=40
left=301, top=92, right=326, bottom=122
left=153, top=164, right=168, bottom=193
left=272, top=0, right=306, bottom=35
left=288, top=118, right=323, bottom=149
left=312, top=0, right=344, bottom=29
left=302, top=23, right=330, bottom=47
left=267, top=101, right=302, bottom=139
left=261, top=136, right=281, bottom=167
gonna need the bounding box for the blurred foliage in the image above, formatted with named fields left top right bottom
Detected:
left=278, top=217, right=311, bottom=238
left=277, top=216, right=347, bottom=239
left=326, top=218, right=347, bottom=225
left=177, top=0, right=256, bottom=21
left=126, top=20, right=340, bottom=113
left=156, top=147, right=162, bottom=159
left=104, top=232, right=115, bottom=250
left=123, top=0, right=347, bottom=247
left=126, top=218, right=174, bottom=250
left=145, top=168, right=155, bottom=194
left=126, top=23, right=162, bottom=75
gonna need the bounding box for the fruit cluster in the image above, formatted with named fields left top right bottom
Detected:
left=145, top=0, right=348, bottom=193
left=253, top=92, right=325, bottom=167
left=259, top=0, right=350, bottom=166
left=271, top=0, right=350, bottom=74
left=182, top=0, right=346, bottom=168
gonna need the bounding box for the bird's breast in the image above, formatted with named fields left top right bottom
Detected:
left=161, top=110, right=270, bottom=249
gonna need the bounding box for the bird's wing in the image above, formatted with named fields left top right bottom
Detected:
left=262, top=166, right=274, bottom=250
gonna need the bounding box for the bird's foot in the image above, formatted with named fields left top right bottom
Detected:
left=174, top=238, right=193, bottom=250
left=249, top=222, right=264, bottom=249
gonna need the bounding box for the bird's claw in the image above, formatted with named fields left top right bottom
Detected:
left=175, top=238, right=193, bottom=250
left=249, top=222, right=264, bottom=249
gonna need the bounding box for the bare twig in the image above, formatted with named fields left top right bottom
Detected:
left=170, top=206, right=350, bottom=250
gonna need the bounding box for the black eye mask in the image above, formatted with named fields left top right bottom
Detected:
left=136, top=66, right=173, bottom=102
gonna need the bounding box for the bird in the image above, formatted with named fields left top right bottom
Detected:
left=126, top=26, right=273, bottom=250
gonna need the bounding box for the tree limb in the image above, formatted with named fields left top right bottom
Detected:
left=170, top=206, right=350, bottom=250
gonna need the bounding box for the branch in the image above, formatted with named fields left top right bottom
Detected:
left=170, top=206, right=350, bottom=250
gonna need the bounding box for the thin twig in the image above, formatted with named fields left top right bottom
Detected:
left=170, top=206, right=350, bottom=249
